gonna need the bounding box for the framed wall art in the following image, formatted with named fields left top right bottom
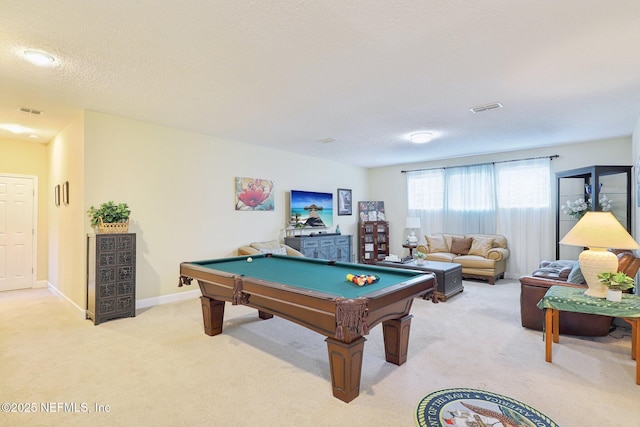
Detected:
left=337, top=188, right=352, bottom=215
left=54, top=184, right=60, bottom=207
left=235, top=177, right=275, bottom=211
left=63, top=181, right=69, bottom=205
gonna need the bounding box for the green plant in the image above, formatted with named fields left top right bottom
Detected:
left=87, top=201, right=131, bottom=226
left=597, top=271, right=635, bottom=291
left=415, top=251, right=427, bottom=259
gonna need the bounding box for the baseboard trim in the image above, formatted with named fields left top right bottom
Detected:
left=34, top=280, right=48, bottom=289
left=136, top=289, right=201, bottom=310
left=44, top=284, right=201, bottom=319
left=47, top=283, right=86, bottom=320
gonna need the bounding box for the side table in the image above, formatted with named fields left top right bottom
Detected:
left=538, top=286, right=640, bottom=385
left=402, top=244, right=417, bottom=257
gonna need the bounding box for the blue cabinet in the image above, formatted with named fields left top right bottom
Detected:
left=285, top=235, right=352, bottom=262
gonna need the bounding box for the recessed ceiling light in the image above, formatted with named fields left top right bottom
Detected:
left=23, top=49, right=56, bottom=66
left=408, top=132, right=434, bottom=144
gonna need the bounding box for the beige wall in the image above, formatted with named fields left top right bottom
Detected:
left=83, top=111, right=369, bottom=303
left=0, top=137, right=49, bottom=281
left=368, top=137, right=633, bottom=256
left=47, top=113, right=86, bottom=306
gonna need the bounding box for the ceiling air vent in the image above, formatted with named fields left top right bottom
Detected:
left=19, top=107, right=42, bottom=115
left=470, top=102, right=503, bottom=113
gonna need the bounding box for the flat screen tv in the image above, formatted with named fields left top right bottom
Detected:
left=290, top=190, right=333, bottom=228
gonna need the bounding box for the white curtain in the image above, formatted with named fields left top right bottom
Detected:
left=407, top=169, right=444, bottom=240
left=407, top=157, right=553, bottom=278
left=495, top=158, right=553, bottom=278
left=444, top=164, right=496, bottom=234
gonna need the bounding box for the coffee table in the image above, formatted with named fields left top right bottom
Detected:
left=376, top=259, right=463, bottom=301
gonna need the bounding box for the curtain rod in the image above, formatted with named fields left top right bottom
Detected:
left=400, top=154, right=559, bottom=173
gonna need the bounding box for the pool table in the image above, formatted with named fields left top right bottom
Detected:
left=179, top=254, right=435, bottom=402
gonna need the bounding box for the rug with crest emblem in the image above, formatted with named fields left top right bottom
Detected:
left=415, top=388, right=558, bottom=427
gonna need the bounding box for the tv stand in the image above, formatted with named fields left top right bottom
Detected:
left=285, top=235, right=352, bottom=262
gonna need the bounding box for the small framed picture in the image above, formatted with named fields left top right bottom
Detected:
left=63, top=181, right=69, bottom=205
left=337, top=188, right=352, bottom=216
left=54, top=184, right=60, bottom=207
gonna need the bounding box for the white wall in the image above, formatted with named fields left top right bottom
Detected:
left=82, top=111, right=369, bottom=304
left=47, top=113, right=85, bottom=306
left=368, top=137, right=632, bottom=259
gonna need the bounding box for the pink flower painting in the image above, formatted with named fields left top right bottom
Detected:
left=235, top=177, right=274, bottom=211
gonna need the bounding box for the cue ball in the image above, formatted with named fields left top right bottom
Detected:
left=247, top=257, right=253, bottom=262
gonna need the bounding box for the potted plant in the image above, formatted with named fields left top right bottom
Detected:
left=597, top=271, right=635, bottom=302
left=415, top=251, right=427, bottom=266
left=87, top=201, right=131, bottom=233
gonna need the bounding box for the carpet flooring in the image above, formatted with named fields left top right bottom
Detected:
left=2, top=279, right=639, bottom=426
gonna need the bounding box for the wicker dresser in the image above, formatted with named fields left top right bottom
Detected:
left=87, top=233, right=136, bottom=325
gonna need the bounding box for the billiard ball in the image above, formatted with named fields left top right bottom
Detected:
left=247, top=257, right=253, bottom=262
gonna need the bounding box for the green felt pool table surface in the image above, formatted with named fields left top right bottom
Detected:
left=192, top=254, right=426, bottom=298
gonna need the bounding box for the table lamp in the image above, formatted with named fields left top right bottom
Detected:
left=405, top=217, right=421, bottom=244
left=559, top=211, right=639, bottom=298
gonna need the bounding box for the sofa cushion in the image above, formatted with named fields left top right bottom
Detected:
left=425, top=252, right=457, bottom=263
left=468, top=237, right=494, bottom=257
left=567, top=262, right=585, bottom=284
left=454, top=255, right=496, bottom=268
left=426, top=235, right=449, bottom=253
left=250, top=240, right=284, bottom=251
left=258, top=246, right=287, bottom=255
left=450, top=237, right=473, bottom=255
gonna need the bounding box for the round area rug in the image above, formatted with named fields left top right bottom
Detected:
left=415, top=388, right=558, bottom=427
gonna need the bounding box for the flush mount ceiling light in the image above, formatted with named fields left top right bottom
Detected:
left=23, top=49, right=56, bottom=66
left=317, top=137, right=337, bottom=144
left=0, top=123, right=34, bottom=134
left=408, top=132, right=434, bottom=144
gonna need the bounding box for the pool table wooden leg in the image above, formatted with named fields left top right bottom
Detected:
left=200, top=296, right=225, bottom=336
left=325, top=337, right=366, bottom=403
left=382, top=314, right=413, bottom=365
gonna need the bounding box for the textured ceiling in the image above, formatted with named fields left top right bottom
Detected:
left=1, top=1, right=640, bottom=167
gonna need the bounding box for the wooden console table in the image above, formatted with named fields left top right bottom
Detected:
left=538, top=286, right=640, bottom=384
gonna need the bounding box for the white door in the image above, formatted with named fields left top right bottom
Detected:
left=0, top=175, right=35, bottom=291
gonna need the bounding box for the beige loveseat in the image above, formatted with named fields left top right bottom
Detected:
left=238, top=239, right=304, bottom=257
left=416, top=233, right=509, bottom=284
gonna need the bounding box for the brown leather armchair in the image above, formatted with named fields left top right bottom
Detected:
left=520, top=251, right=640, bottom=336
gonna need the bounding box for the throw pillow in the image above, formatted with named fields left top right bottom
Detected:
left=567, top=262, right=585, bottom=284
left=468, top=237, right=494, bottom=257
left=259, top=246, right=287, bottom=255
left=450, top=237, right=473, bottom=255
left=426, top=235, right=449, bottom=253
left=250, top=240, right=282, bottom=251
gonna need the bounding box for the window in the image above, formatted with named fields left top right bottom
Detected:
left=407, top=169, right=444, bottom=211
left=407, top=159, right=550, bottom=212
left=496, top=161, right=550, bottom=208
